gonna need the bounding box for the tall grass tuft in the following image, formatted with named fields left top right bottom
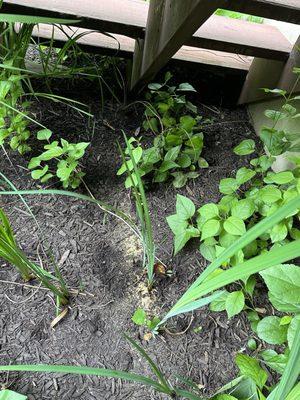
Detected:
left=0, top=207, right=69, bottom=305
left=118, top=133, right=155, bottom=289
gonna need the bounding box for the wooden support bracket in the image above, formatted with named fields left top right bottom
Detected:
left=130, top=0, right=220, bottom=91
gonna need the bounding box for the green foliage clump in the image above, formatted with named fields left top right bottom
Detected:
left=118, top=72, right=210, bottom=188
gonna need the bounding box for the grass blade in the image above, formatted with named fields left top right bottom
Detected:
left=161, top=196, right=300, bottom=324
left=0, top=364, right=168, bottom=394
left=160, top=239, right=300, bottom=323
left=267, top=319, right=300, bottom=400
left=0, top=14, right=80, bottom=25
left=124, top=334, right=173, bottom=394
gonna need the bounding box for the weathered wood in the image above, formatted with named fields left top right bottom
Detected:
left=225, top=0, right=300, bottom=25
left=31, top=25, right=253, bottom=71
left=277, top=35, right=300, bottom=93
left=2, top=0, right=147, bottom=38
left=190, top=15, right=292, bottom=61
left=238, top=58, right=285, bottom=104
left=132, top=0, right=220, bottom=90
left=3, top=0, right=293, bottom=62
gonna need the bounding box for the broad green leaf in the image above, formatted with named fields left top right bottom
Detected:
left=236, top=167, right=256, bottom=184
left=215, top=395, right=238, bottom=400
left=260, top=264, right=300, bottom=308
left=148, top=83, right=162, bottom=90
left=131, top=309, right=146, bottom=326
left=172, top=172, right=187, bottom=188
left=175, top=194, right=195, bottom=219
left=209, top=290, right=229, bottom=312
left=198, top=203, right=219, bottom=221
left=37, top=129, right=52, bottom=141
left=264, top=171, right=294, bottom=185
left=166, top=214, right=188, bottom=235
left=117, top=147, right=143, bottom=175
left=164, top=145, right=181, bottom=162
left=235, top=353, right=268, bottom=389
left=174, top=227, right=199, bottom=255
left=224, top=216, right=246, bottom=236
left=143, top=147, right=161, bottom=164
left=269, top=292, right=300, bottom=313
left=257, top=316, right=287, bottom=345
left=260, top=186, right=282, bottom=204
left=225, top=291, right=245, bottom=318
left=260, top=349, right=288, bottom=374
left=233, top=139, right=256, bottom=156
left=198, top=157, right=209, bottom=168
left=219, top=232, right=239, bottom=248
left=39, top=147, right=65, bottom=161
left=270, top=222, right=288, bottom=242
left=264, top=109, right=286, bottom=121
left=159, top=160, right=179, bottom=172
left=200, top=243, right=216, bottom=262
left=201, top=219, right=220, bottom=240
left=177, top=83, right=196, bottom=92
left=177, top=154, right=191, bottom=168
left=219, top=178, right=239, bottom=195
left=231, top=199, right=255, bottom=220
left=179, top=115, right=196, bottom=132
left=31, top=165, right=48, bottom=180
left=280, top=316, right=292, bottom=326
left=28, top=157, right=41, bottom=169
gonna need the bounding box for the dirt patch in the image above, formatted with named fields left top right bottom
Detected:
left=0, top=86, right=260, bottom=399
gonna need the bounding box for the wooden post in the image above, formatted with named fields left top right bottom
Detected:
left=131, top=0, right=220, bottom=91
left=277, top=35, right=300, bottom=94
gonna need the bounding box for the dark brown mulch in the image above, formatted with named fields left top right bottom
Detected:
left=0, top=85, right=260, bottom=400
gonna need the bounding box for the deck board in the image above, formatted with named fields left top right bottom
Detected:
left=32, top=25, right=253, bottom=71
left=2, top=0, right=293, bottom=60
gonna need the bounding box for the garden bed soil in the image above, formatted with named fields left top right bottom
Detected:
left=0, top=87, right=262, bottom=399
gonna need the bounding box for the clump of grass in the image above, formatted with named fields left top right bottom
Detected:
left=118, top=133, right=155, bottom=289
left=0, top=207, right=69, bottom=305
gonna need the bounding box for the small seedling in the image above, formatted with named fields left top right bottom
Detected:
left=131, top=308, right=161, bottom=331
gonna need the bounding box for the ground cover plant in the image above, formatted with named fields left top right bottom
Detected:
left=162, top=71, right=300, bottom=399
left=118, top=72, right=210, bottom=188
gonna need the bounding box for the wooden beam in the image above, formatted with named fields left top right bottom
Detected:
left=3, top=0, right=293, bottom=62
left=190, top=15, right=292, bottom=61
left=224, top=0, right=300, bottom=25
left=238, top=58, right=285, bottom=104
left=277, top=35, right=300, bottom=93
left=2, top=0, right=147, bottom=38
left=131, top=0, right=220, bottom=90
left=31, top=24, right=253, bottom=71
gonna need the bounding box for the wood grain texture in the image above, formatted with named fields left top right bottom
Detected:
left=191, top=15, right=292, bottom=61
left=31, top=25, right=253, bottom=71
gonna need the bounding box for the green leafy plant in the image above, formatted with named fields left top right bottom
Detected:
left=118, top=73, right=209, bottom=188
left=0, top=15, right=93, bottom=188
left=0, top=207, right=69, bottom=305
left=131, top=308, right=161, bottom=331
left=28, top=132, right=89, bottom=188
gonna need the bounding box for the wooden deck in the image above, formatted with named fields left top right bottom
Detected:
left=4, top=0, right=293, bottom=61
left=3, top=0, right=299, bottom=100
left=32, top=25, right=253, bottom=71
